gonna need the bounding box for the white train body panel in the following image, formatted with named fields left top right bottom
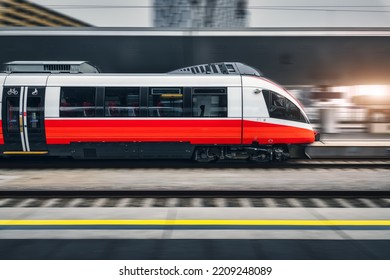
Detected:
left=46, top=74, right=242, bottom=87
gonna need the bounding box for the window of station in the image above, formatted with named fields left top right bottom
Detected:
left=60, top=87, right=96, bottom=117
left=148, top=88, right=183, bottom=117
left=104, top=87, right=140, bottom=117
left=262, top=90, right=307, bottom=123
left=192, top=88, right=227, bottom=117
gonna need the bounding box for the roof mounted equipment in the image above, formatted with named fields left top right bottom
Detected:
left=4, top=61, right=100, bottom=74
left=169, top=62, right=262, bottom=77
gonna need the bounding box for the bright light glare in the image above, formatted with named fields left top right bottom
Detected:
left=355, top=85, right=388, bottom=96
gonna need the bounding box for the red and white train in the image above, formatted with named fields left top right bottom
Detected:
left=0, top=61, right=318, bottom=162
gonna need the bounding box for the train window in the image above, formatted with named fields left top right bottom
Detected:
left=263, top=90, right=307, bottom=123
left=148, top=88, right=183, bottom=117
left=60, top=87, right=96, bottom=118
left=285, top=99, right=307, bottom=123
left=27, top=97, right=42, bottom=133
left=6, top=97, right=20, bottom=133
left=104, top=87, right=140, bottom=117
left=192, top=88, right=227, bottom=117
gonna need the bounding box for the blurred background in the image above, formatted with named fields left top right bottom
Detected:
left=0, top=1, right=389, bottom=261
left=0, top=0, right=389, bottom=136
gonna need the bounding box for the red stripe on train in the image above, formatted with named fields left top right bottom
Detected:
left=44, top=119, right=315, bottom=145
left=243, top=120, right=315, bottom=144
left=45, top=119, right=242, bottom=145
left=0, top=120, right=4, bottom=145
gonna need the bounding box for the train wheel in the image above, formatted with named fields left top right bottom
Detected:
left=247, top=153, right=271, bottom=163
left=194, top=147, right=219, bottom=163
left=273, top=145, right=289, bottom=161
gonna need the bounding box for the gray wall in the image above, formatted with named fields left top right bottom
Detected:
left=1, top=35, right=389, bottom=85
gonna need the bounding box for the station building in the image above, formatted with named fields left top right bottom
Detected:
left=0, top=0, right=89, bottom=27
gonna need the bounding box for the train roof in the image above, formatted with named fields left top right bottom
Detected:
left=3, top=61, right=261, bottom=77
left=169, top=62, right=262, bottom=76
left=3, top=61, right=100, bottom=74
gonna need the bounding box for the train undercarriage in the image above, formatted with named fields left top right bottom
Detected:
left=0, top=142, right=307, bottom=162
left=193, top=144, right=305, bottom=163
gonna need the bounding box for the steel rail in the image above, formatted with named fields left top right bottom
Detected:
left=1, top=190, right=390, bottom=198
left=0, top=158, right=388, bottom=170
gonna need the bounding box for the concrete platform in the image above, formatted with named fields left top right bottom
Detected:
left=1, top=207, right=389, bottom=259
left=1, top=207, right=389, bottom=240
left=307, top=133, right=390, bottom=158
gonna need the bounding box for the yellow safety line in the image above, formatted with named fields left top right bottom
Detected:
left=0, top=220, right=390, bottom=226
left=3, top=151, right=48, bottom=155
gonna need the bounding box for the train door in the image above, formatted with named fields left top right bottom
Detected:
left=2, top=86, right=47, bottom=154
left=242, top=84, right=270, bottom=145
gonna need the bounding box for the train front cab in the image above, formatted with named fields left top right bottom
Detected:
left=0, top=74, right=48, bottom=156
left=241, top=76, right=315, bottom=160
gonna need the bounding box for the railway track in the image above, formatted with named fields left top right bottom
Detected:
left=0, top=158, right=388, bottom=169
left=1, top=191, right=389, bottom=208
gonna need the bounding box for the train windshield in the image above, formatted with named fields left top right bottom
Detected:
left=262, top=90, right=308, bottom=123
